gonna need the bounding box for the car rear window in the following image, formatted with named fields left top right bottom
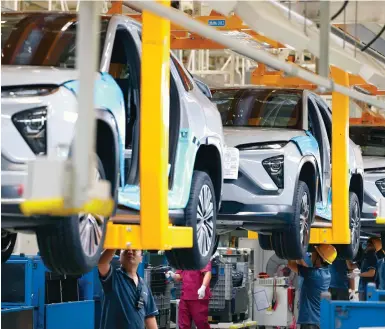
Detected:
left=211, top=89, right=303, bottom=129
left=1, top=13, right=110, bottom=68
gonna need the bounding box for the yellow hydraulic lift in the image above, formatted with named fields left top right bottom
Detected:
left=104, top=0, right=192, bottom=250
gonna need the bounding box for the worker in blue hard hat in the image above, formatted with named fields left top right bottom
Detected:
left=288, top=244, right=337, bottom=329
left=347, top=238, right=378, bottom=301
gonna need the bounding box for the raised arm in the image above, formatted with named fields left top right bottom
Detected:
left=98, top=249, right=116, bottom=277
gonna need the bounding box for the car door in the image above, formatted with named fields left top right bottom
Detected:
left=309, top=94, right=332, bottom=208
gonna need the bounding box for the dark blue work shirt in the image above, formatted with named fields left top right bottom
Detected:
left=358, top=250, right=377, bottom=293
left=329, top=259, right=349, bottom=289
left=375, top=250, right=385, bottom=289
left=297, top=265, right=331, bottom=325
left=99, top=267, right=158, bottom=329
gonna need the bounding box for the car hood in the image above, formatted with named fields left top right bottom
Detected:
left=223, top=127, right=306, bottom=147
left=363, top=156, right=385, bottom=170
left=1, top=65, right=81, bottom=87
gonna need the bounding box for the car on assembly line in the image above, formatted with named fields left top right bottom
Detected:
left=349, top=126, right=385, bottom=233
left=210, top=87, right=365, bottom=260
left=1, top=13, right=226, bottom=273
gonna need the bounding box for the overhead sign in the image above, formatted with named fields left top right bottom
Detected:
left=208, top=19, right=226, bottom=27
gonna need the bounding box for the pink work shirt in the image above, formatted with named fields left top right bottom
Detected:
left=176, top=261, right=212, bottom=300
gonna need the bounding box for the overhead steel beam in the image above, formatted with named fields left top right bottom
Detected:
left=282, top=1, right=385, bottom=24
left=126, top=0, right=385, bottom=110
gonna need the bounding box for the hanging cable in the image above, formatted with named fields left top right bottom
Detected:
left=361, top=25, right=385, bottom=52
left=331, top=0, right=349, bottom=21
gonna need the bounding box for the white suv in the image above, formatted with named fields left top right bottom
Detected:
left=1, top=13, right=225, bottom=273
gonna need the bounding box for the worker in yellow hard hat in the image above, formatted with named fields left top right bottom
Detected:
left=288, top=244, right=337, bottom=329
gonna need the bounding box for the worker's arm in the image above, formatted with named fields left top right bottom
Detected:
left=145, top=316, right=158, bottom=329
left=202, top=271, right=212, bottom=287
left=346, top=260, right=358, bottom=270
left=287, top=261, right=299, bottom=274
left=98, top=249, right=116, bottom=277
left=359, top=268, right=376, bottom=278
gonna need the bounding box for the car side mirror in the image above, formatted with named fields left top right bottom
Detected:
left=193, top=77, right=212, bottom=99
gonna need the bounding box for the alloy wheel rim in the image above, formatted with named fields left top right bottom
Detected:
left=197, top=185, right=214, bottom=257
left=78, top=168, right=105, bottom=257
left=350, top=201, right=360, bottom=250
left=299, top=192, right=310, bottom=248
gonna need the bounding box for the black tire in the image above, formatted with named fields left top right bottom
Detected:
left=258, top=234, right=273, bottom=250
left=273, top=181, right=312, bottom=260
left=36, top=156, right=109, bottom=274
left=212, top=235, right=220, bottom=255
left=166, top=171, right=217, bottom=270
left=335, top=192, right=361, bottom=260
left=2, top=230, right=17, bottom=263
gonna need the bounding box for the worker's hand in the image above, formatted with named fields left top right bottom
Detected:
left=197, top=285, right=206, bottom=299
left=349, top=289, right=359, bottom=301
left=347, top=268, right=360, bottom=279
left=166, top=271, right=176, bottom=279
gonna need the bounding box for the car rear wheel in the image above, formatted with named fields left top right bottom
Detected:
left=36, top=156, right=108, bottom=274
left=273, top=181, right=312, bottom=260
left=335, top=192, right=361, bottom=260
left=166, top=171, right=217, bottom=270
left=2, top=230, right=17, bottom=263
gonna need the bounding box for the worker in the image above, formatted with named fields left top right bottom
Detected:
left=347, top=238, right=378, bottom=301
left=372, top=237, right=385, bottom=290
left=98, top=249, right=159, bottom=329
left=288, top=244, right=337, bottom=329
left=329, top=259, right=353, bottom=300
left=166, top=261, right=212, bottom=329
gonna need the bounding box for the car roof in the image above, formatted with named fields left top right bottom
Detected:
left=2, top=11, right=141, bottom=29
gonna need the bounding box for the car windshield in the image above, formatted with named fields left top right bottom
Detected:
left=1, top=13, right=110, bottom=68
left=349, top=126, right=385, bottom=157
left=211, top=89, right=303, bottom=129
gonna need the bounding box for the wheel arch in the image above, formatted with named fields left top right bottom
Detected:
left=193, top=144, right=222, bottom=208
left=296, top=156, right=319, bottom=220
left=350, top=173, right=364, bottom=212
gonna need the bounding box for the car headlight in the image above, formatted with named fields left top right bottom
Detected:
left=375, top=178, right=385, bottom=197
left=237, top=142, right=288, bottom=151
left=262, top=155, right=284, bottom=189
left=12, top=107, right=47, bottom=155
left=1, top=86, right=58, bottom=98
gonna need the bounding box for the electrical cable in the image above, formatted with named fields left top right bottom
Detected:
left=361, top=25, right=385, bottom=52
left=331, top=0, right=349, bottom=21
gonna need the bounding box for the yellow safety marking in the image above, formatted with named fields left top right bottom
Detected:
left=103, top=222, right=193, bottom=250
left=20, top=197, right=114, bottom=217
left=376, top=217, right=385, bottom=225
left=310, top=66, right=350, bottom=245
left=248, top=231, right=258, bottom=239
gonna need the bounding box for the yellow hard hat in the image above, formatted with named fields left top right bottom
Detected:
left=314, top=244, right=337, bottom=264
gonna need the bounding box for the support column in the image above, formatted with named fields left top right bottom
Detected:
left=140, top=0, right=171, bottom=249
left=331, top=66, right=350, bottom=244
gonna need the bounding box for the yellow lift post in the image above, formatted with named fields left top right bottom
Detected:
left=104, top=0, right=192, bottom=251
left=310, top=66, right=351, bottom=245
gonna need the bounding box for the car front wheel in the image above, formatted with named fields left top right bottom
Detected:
left=166, top=171, right=217, bottom=270
left=273, top=180, right=312, bottom=260
left=36, top=156, right=109, bottom=274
